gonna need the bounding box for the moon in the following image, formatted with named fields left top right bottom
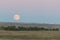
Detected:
left=14, top=14, right=20, bottom=20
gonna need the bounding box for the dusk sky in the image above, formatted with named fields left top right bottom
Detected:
left=0, top=0, right=60, bottom=24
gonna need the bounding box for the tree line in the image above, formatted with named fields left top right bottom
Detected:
left=0, top=26, right=59, bottom=31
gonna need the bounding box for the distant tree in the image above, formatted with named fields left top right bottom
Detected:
left=44, top=29, right=49, bottom=31
left=52, top=28, right=59, bottom=31
left=40, top=27, right=45, bottom=30
left=7, top=26, right=16, bottom=31
left=55, top=28, right=59, bottom=31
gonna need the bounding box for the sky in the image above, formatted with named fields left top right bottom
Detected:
left=0, top=0, right=60, bottom=24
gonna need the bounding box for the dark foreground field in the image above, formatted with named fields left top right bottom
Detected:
left=0, top=31, right=60, bottom=40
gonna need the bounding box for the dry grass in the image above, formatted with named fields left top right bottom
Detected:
left=0, top=31, right=60, bottom=40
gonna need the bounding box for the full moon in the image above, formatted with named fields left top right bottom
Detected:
left=14, top=14, right=20, bottom=20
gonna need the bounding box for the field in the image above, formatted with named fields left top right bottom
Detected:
left=0, top=31, right=60, bottom=40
